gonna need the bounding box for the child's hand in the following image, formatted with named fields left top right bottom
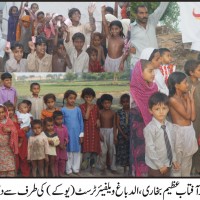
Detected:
left=99, top=133, right=104, bottom=142
left=18, top=142, right=22, bottom=148
left=22, top=126, right=29, bottom=133
left=114, top=136, right=118, bottom=145
left=28, top=41, right=35, bottom=51
left=79, top=137, right=84, bottom=144
left=49, top=140, right=54, bottom=146
left=172, top=162, right=180, bottom=170
left=189, top=85, right=196, bottom=100
left=122, top=134, right=128, bottom=140
left=4, top=47, right=11, bottom=54
left=159, top=166, right=168, bottom=174
left=88, top=3, right=96, bottom=15
left=101, top=5, right=106, bottom=14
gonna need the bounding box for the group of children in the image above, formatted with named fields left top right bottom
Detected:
left=0, top=72, right=130, bottom=177
left=130, top=46, right=200, bottom=177
left=0, top=2, right=130, bottom=73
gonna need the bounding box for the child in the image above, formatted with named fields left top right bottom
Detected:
left=26, top=82, right=45, bottom=120
left=144, top=92, right=179, bottom=177
left=0, top=73, right=17, bottom=107
left=61, top=90, right=84, bottom=175
left=159, top=48, right=176, bottom=84
left=0, top=105, right=18, bottom=177
left=116, top=94, right=130, bottom=175
left=27, top=120, right=49, bottom=177
left=79, top=88, right=101, bottom=174
left=29, top=3, right=39, bottom=21
left=5, top=42, right=28, bottom=72
left=16, top=14, right=34, bottom=58
left=102, top=6, right=127, bottom=72
left=65, top=5, right=96, bottom=53
left=41, top=93, right=59, bottom=121
left=68, top=32, right=89, bottom=73
left=7, top=6, right=19, bottom=43
left=52, top=33, right=72, bottom=72
left=90, top=32, right=105, bottom=66
left=184, top=60, right=200, bottom=174
left=43, top=117, right=60, bottom=177
left=86, top=47, right=104, bottom=73
left=168, top=72, right=198, bottom=177
left=98, top=94, right=117, bottom=175
left=4, top=101, right=30, bottom=177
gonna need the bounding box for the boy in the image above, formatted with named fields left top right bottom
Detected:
left=5, top=42, right=28, bottom=72
left=144, top=92, right=179, bottom=177
left=0, top=72, right=17, bottom=107
left=184, top=60, right=200, bottom=174
left=159, top=48, right=176, bottom=84
left=68, top=32, right=89, bottom=73
left=53, top=111, right=69, bottom=177
left=98, top=94, right=117, bottom=175
left=26, top=82, right=45, bottom=120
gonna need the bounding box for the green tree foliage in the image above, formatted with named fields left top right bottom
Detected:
left=130, top=2, right=180, bottom=31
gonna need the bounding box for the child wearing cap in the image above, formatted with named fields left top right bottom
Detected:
left=27, top=35, right=52, bottom=72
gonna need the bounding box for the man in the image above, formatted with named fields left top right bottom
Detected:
left=27, top=35, right=52, bottom=72
left=130, top=2, right=169, bottom=68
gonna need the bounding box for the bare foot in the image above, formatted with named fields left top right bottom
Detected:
left=73, top=172, right=81, bottom=176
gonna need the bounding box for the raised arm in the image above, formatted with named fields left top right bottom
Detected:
left=114, top=2, right=118, bottom=18
left=189, top=85, right=196, bottom=121
left=101, top=5, right=111, bottom=39
left=88, top=3, right=96, bottom=32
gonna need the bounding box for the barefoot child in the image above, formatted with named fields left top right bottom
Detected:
left=168, top=72, right=198, bottom=177
left=144, top=92, right=179, bottom=177
left=184, top=60, right=200, bottom=174
left=61, top=90, right=84, bottom=175
left=102, top=6, right=127, bottom=72
left=53, top=111, right=69, bottom=177
left=116, top=94, right=130, bottom=175
left=43, top=117, right=60, bottom=177
left=98, top=94, right=117, bottom=175
left=79, top=88, right=101, bottom=174
left=28, top=120, right=49, bottom=177
left=41, top=93, right=59, bottom=121
left=0, top=104, right=18, bottom=177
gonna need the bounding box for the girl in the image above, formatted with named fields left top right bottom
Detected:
left=86, top=47, right=104, bottom=73
left=130, top=50, right=158, bottom=177
left=115, top=94, right=130, bottom=175
left=7, top=6, right=20, bottom=43
left=79, top=88, right=101, bottom=174
left=27, top=120, right=49, bottom=177
left=61, top=90, right=84, bottom=175
left=41, top=93, right=59, bottom=121
left=168, top=72, right=198, bottom=177
left=43, top=117, right=60, bottom=177
left=53, top=111, right=69, bottom=177
left=90, top=32, right=105, bottom=66
left=0, top=104, right=18, bottom=177
left=102, top=5, right=127, bottom=72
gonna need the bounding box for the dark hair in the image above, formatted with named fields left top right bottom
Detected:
left=53, top=110, right=63, bottom=120
left=37, top=11, right=44, bottom=18
left=31, top=119, right=42, bottom=128
left=35, top=35, right=47, bottom=46
left=31, top=3, right=39, bottom=9
left=135, top=5, right=147, bottom=14
left=72, top=32, right=85, bottom=42
left=43, top=93, right=56, bottom=104
left=105, top=6, right=114, bottom=14
left=120, top=93, right=130, bottom=104
left=159, top=48, right=170, bottom=56
left=43, top=117, right=54, bottom=128
left=109, top=20, right=125, bottom=38
left=3, top=101, right=15, bottom=109
left=184, top=59, right=200, bottom=76
left=63, top=90, right=77, bottom=106
left=1, top=72, right=12, bottom=80
left=86, top=47, right=98, bottom=57
left=81, top=88, right=96, bottom=99
left=68, top=8, right=81, bottom=19
left=168, top=72, right=187, bottom=97
left=140, top=59, right=152, bottom=71
left=92, top=32, right=103, bottom=40
left=148, top=92, right=169, bottom=109
left=18, top=102, right=27, bottom=110
left=57, top=39, right=64, bottom=47
left=9, top=6, right=19, bottom=16
left=22, top=100, right=32, bottom=107
left=96, top=98, right=103, bottom=110
left=148, top=49, right=159, bottom=61
left=101, top=94, right=113, bottom=103
left=30, top=82, right=40, bottom=90
left=11, top=42, right=24, bottom=51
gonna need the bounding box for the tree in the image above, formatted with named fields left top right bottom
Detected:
left=130, top=2, right=180, bottom=31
